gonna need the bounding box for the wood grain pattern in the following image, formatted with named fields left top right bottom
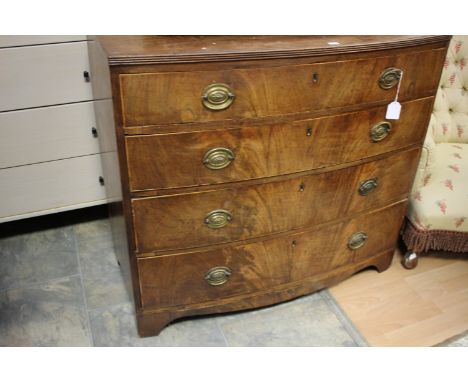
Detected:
left=138, top=201, right=406, bottom=309
left=89, top=35, right=449, bottom=337
left=125, top=97, right=433, bottom=191
left=138, top=236, right=291, bottom=308
left=132, top=148, right=420, bottom=253
left=289, top=201, right=408, bottom=280
left=120, top=48, right=445, bottom=126
left=137, top=249, right=395, bottom=336
left=97, top=35, right=450, bottom=65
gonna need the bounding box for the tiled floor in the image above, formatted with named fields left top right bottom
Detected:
left=0, top=206, right=465, bottom=346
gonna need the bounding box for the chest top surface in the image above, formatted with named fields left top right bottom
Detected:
left=96, top=35, right=450, bottom=65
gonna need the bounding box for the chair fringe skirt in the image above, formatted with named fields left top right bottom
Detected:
left=401, top=218, right=468, bottom=254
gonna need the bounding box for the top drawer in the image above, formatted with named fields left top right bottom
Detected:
left=120, top=48, right=446, bottom=127
left=0, top=42, right=92, bottom=112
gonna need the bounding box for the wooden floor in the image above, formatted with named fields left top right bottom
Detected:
left=329, top=249, right=468, bottom=346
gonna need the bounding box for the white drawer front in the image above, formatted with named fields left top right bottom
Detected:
left=0, top=35, right=87, bottom=48
left=0, top=154, right=106, bottom=220
left=0, top=41, right=93, bottom=111
left=0, top=101, right=100, bottom=169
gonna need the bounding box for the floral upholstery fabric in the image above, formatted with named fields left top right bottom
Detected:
left=407, top=36, right=468, bottom=233
left=407, top=142, right=468, bottom=232
left=432, top=37, right=468, bottom=144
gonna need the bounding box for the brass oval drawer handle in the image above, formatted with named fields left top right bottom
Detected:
left=348, top=231, right=368, bottom=250
left=379, top=67, right=403, bottom=90
left=370, top=121, right=392, bottom=142
left=201, top=83, right=235, bottom=111
left=205, top=266, right=232, bottom=286
left=203, top=147, right=235, bottom=170
left=358, top=177, right=378, bottom=196
left=204, top=209, right=232, bottom=229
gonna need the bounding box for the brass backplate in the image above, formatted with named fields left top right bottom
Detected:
left=358, top=177, right=379, bottom=196
left=348, top=231, right=368, bottom=250
left=203, top=147, right=235, bottom=170
left=379, top=68, right=402, bottom=90
left=370, top=121, right=392, bottom=142
left=205, top=266, right=232, bottom=286
left=204, top=209, right=232, bottom=229
left=201, top=83, right=235, bottom=111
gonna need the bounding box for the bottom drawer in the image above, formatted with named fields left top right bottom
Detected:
left=0, top=154, right=106, bottom=222
left=138, top=201, right=407, bottom=309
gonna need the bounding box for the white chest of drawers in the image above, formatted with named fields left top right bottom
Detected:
left=0, top=36, right=107, bottom=222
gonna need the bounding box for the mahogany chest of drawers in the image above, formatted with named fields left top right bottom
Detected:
left=89, top=35, right=450, bottom=336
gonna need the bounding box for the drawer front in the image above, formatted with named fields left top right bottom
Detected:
left=121, top=48, right=445, bottom=127
left=132, top=148, right=420, bottom=252
left=138, top=201, right=406, bottom=309
left=0, top=42, right=92, bottom=111
left=0, top=154, right=106, bottom=221
left=138, top=236, right=291, bottom=308
left=0, top=102, right=99, bottom=169
left=290, top=201, right=407, bottom=280
left=0, top=36, right=86, bottom=48
left=126, top=98, right=432, bottom=191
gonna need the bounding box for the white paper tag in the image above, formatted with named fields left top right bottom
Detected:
left=386, top=101, right=401, bottom=120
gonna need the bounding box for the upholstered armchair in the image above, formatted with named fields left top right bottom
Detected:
left=401, top=35, right=468, bottom=268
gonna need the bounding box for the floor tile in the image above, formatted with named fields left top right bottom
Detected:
left=0, top=226, right=78, bottom=291
left=217, top=293, right=357, bottom=346
left=83, top=270, right=129, bottom=310
left=74, top=219, right=119, bottom=280
left=0, top=276, right=91, bottom=346
left=89, top=303, right=227, bottom=347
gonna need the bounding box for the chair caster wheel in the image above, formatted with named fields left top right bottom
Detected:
left=402, top=252, right=418, bottom=269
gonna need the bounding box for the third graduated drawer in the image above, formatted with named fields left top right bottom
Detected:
left=137, top=200, right=407, bottom=309
left=125, top=98, right=432, bottom=191
left=131, top=147, right=420, bottom=253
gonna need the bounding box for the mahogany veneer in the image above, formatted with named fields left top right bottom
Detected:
left=89, top=35, right=450, bottom=337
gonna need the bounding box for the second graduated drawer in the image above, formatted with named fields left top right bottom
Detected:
left=125, top=97, right=432, bottom=191
left=131, top=147, right=420, bottom=253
